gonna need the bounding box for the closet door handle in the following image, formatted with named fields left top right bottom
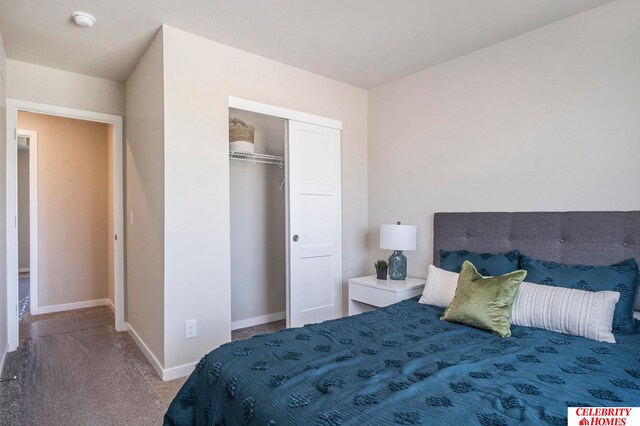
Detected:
left=292, top=235, right=299, bottom=242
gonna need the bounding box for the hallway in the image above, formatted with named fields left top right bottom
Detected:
left=0, top=291, right=186, bottom=425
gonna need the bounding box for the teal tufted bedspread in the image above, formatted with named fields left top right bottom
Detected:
left=164, top=299, right=640, bottom=425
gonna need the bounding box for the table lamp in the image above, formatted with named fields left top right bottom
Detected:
left=380, top=222, right=417, bottom=280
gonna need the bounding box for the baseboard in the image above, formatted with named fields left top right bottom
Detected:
left=126, top=323, right=164, bottom=379
left=162, top=361, right=198, bottom=381
left=126, top=322, right=195, bottom=381
left=18, top=267, right=30, bottom=273
left=232, top=311, right=286, bottom=331
left=106, top=298, right=115, bottom=314
left=35, top=298, right=110, bottom=315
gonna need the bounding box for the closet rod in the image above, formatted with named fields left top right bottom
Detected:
left=229, top=150, right=285, bottom=168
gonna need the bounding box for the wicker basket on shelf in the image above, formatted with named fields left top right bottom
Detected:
left=229, top=118, right=255, bottom=153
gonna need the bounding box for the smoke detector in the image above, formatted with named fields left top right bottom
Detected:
left=72, top=11, right=96, bottom=28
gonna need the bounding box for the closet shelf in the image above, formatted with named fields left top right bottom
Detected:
left=229, top=150, right=285, bottom=167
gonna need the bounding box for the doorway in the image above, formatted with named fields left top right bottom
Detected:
left=6, top=99, right=125, bottom=352
left=227, top=97, right=343, bottom=331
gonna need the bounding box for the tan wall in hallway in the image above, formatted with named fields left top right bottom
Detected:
left=18, top=112, right=109, bottom=307
left=17, top=147, right=29, bottom=269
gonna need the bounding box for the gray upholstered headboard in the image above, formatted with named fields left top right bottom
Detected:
left=433, top=211, right=640, bottom=269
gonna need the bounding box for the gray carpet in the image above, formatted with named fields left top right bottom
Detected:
left=20, top=309, right=115, bottom=339
left=0, top=305, right=186, bottom=426
left=232, top=320, right=286, bottom=341
left=1, top=278, right=286, bottom=425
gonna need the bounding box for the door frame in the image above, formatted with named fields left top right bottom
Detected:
left=228, top=96, right=343, bottom=329
left=6, top=99, right=125, bottom=351
left=228, top=97, right=342, bottom=130
left=16, top=129, right=38, bottom=316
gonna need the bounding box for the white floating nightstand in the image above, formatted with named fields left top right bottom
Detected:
left=348, top=275, right=426, bottom=315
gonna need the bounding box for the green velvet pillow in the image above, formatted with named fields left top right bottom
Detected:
left=441, top=260, right=527, bottom=337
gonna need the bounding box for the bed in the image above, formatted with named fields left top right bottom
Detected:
left=165, top=211, right=640, bottom=425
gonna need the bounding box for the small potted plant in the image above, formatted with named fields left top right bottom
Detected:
left=375, top=260, right=388, bottom=280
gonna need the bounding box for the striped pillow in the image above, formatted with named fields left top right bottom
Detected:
left=419, top=265, right=459, bottom=308
left=511, top=282, right=619, bottom=343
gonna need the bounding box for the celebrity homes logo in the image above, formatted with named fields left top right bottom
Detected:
left=568, top=407, right=640, bottom=426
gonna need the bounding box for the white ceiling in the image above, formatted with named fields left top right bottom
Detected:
left=0, top=0, right=614, bottom=88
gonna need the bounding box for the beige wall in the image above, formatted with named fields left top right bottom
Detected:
left=125, top=30, right=165, bottom=365
left=7, top=60, right=125, bottom=116
left=162, top=25, right=369, bottom=370
left=18, top=112, right=109, bottom=307
left=367, top=0, right=640, bottom=276
left=17, top=148, right=29, bottom=270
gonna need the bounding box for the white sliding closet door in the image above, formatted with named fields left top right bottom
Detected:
left=287, top=120, right=342, bottom=327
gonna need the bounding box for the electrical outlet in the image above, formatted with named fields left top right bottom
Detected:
left=185, top=319, right=197, bottom=339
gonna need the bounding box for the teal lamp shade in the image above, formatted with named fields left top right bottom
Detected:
left=380, top=223, right=417, bottom=280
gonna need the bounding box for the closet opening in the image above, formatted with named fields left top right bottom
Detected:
left=228, top=96, right=343, bottom=337
left=229, top=107, right=287, bottom=340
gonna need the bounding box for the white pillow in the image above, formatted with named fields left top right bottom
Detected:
left=510, top=282, right=619, bottom=344
left=419, top=265, right=459, bottom=308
